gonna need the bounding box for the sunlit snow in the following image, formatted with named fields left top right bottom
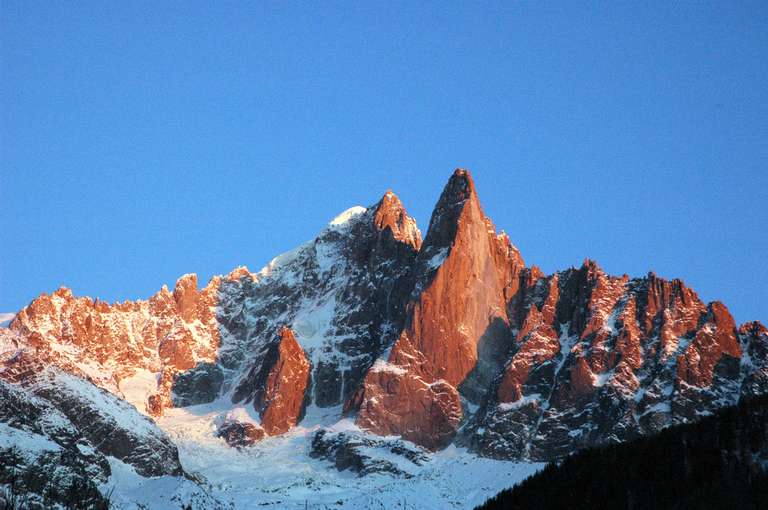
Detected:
left=119, top=369, right=160, bottom=412
left=329, top=206, right=367, bottom=227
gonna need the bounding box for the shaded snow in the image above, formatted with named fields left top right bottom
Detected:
left=0, top=422, right=60, bottom=456
left=103, top=457, right=223, bottom=510
left=426, top=247, right=449, bottom=270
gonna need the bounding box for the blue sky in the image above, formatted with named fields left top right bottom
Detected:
left=1, top=1, right=766, bottom=325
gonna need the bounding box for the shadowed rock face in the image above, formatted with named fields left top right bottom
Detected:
left=0, top=377, right=112, bottom=509
left=172, top=362, right=224, bottom=407
left=0, top=343, right=185, bottom=478
left=5, top=169, right=768, bottom=463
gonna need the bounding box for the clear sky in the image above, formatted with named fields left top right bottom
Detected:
left=1, top=1, right=766, bottom=325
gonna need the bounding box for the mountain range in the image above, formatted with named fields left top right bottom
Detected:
left=2, top=169, right=766, bottom=509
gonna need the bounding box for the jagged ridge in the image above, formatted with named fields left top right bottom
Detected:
left=3, top=169, right=767, bottom=468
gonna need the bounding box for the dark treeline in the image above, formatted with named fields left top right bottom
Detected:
left=476, top=395, right=768, bottom=510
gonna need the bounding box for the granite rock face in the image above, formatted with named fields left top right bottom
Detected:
left=233, top=327, right=311, bottom=435
left=354, top=170, right=524, bottom=449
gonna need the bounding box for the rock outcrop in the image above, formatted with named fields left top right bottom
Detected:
left=8, top=272, right=222, bottom=417
left=216, top=419, right=266, bottom=448
left=233, top=327, right=311, bottom=435
left=310, top=428, right=429, bottom=478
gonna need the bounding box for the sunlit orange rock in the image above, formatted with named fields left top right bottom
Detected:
left=258, top=327, right=311, bottom=435
left=355, top=169, right=524, bottom=449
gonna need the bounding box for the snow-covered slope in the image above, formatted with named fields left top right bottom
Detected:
left=156, top=401, right=542, bottom=509
left=0, top=330, right=222, bottom=509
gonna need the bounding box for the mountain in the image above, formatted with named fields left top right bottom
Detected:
left=2, top=169, right=766, bottom=508
left=475, top=394, right=768, bottom=510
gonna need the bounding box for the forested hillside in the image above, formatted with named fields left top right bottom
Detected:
left=476, top=395, right=768, bottom=510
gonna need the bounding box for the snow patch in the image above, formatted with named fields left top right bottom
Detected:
left=639, top=402, right=671, bottom=416
left=370, top=359, right=407, bottom=375
left=102, top=456, right=222, bottom=510
left=426, top=247, right=449, bottom=270
left=498, top=393, right=542, bottom=411
left=329, top=206, right=367, bottom=227
left=118, top=369, right=159, bottom=412
left=601, top=308, right=619, bottom=334
left=218, top=405, right=262, bottom=428
left=592, top=369, right=615, bottom=387
left=292, top=297, right=338, bottom=354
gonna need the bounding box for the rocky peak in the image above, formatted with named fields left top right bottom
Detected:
left=52, top=286, right=74, bottom=299
left=740, top=321, right=768, bottom=337
left=641, top=272, right=703, bottom=335
left=260, top=327, right=311, bottom=434
left=372, top=190, right=422, bottom=250
left=421, top=168, right=479, bottom=251
left=405, top=169, right=524, bottom=386
left=355, top=169, right=526, bottom=449
left=580, top=258, right=603, bottom=279
left=226, top=266, right=256, bottom=282
left=173, top=273, right=199, bottom=323
left=676, top=301, right=741, bottom=387
left=441, top=168, right=474, bottom=203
